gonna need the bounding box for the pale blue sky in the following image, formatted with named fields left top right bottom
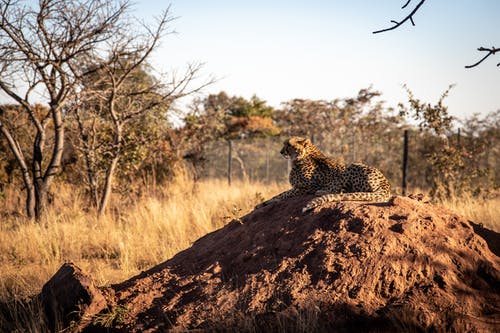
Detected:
left=135, top=0, right=500, bottom=119
left=6, top=1, right=499, bottom=119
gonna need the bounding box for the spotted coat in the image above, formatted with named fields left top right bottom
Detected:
left=256, top=136, right=391, bottom=212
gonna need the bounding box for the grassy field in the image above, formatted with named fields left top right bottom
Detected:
left=0, top=177, right=498, bottom=330
left=439, top=194, right=500, bottom=231
left=0, top=177, right=285, bottom=302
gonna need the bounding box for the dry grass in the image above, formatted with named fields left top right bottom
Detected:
left=0, top=176, right=284, bottom=302
left=438, top=193, right=500, bottom=231
left=0, top=178, right=497, bottom=305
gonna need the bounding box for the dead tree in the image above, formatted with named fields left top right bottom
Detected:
left=0, top=0, right=127, bottom=219
left=72, top=12, right=212, bottom=216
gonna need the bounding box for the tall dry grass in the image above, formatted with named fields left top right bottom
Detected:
left=438, top=193, right=500, bottom=231
left=0, top=176, right=284, bottom=302
left=0, top=177, right=498, bottom=305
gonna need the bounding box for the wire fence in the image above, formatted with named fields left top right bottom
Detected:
left=200, top=133, right=406, bottom=193
left=197, top=129, right=499, bottom=197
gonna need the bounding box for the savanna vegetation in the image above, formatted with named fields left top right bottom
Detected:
left=0, top=0, right=498, bottom=332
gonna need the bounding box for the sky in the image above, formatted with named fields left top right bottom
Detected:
left=134, top=0, right=500, bottom=120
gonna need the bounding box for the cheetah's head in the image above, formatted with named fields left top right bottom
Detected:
left=280, top=137, right=313, bottom=160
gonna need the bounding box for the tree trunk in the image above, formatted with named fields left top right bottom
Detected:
left=98, top=155, right=119, bottom=217
left=233, top=152, right=248, bottom=182
left=402, top=130, right=409, bottom=196
left=31, top=107, right=65, bottom=220
left=25, top=184, right=36, bottom=219
left=98, top=100, right=122, bottom=217
left=89, top=170, right=100, bottom=209
left=34, top=180, right=49, bottom=219
left=0, top=119, right=36, bottom=218
left=76, top=110, right=100, bottom=208
left=0, top=105, right=64, bottom=222
left=32, top=128, right=45, bottom=219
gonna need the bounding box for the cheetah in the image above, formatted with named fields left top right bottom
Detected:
left=256, top=136, right=391, bottom=212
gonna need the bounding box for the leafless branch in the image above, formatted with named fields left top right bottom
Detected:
left=120, top=63, right=216, bottom=122
left=0, top=0, right=139, bottom=218
left=373, top=0, right=426, bottom=34
left=465, top=46, right=500, bottom=68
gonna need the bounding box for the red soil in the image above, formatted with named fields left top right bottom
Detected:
left=42, top=195, right=500, bottom=332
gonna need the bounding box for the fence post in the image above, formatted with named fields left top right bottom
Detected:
left=402, top=130, right=409, bottom=196
left=227, top=139, right=232, bottom=186
left=265, top=143, right=270, bottom=183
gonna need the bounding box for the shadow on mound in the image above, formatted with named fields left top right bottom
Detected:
left=471, top=222, right=500, bottom=256
left=194, top=301, right=433, bottom=333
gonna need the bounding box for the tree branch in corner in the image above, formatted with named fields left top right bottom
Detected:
left=465, top=47, right=500, bottom=68
left=373, top=0, right=426, bottom=34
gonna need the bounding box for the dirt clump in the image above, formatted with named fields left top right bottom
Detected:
left=43, top=196, right=500, bottom=332
left=41, top=263, right=109, bottom=332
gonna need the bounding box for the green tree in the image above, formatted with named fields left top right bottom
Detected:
left=181, top=92, right=279, bottom=183
left=274, top=87, right=403, bottom=185
left=274, top=88, right=382, bottom=142
left=399, top=85, right=492, bottom=198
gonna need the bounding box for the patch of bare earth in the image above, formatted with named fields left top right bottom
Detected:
left=42, top=196, right=500, bottom=332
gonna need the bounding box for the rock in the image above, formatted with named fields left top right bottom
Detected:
left=41, top=262, right=108, bottom=331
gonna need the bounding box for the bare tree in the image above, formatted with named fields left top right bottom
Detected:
left=69, top=5, right=214, bottom=215
left=74, top=57, right=211, bottom=215
left=0, top=0, right=128, bottom=219
left=373, top=0, right=499, bottom=68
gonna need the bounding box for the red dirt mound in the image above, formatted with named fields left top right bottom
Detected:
left=43, top=196, right=500, bottom=332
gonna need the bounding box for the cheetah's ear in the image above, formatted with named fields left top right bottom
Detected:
left=296, top=137, right=310, bottom=146
left=289, top=136, right=309, bottom=147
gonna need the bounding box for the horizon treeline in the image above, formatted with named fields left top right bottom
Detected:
left=1, top=86, right=499, bottom=218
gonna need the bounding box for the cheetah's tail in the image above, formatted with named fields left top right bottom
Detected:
left=302, top=190, right=391, bottom=213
